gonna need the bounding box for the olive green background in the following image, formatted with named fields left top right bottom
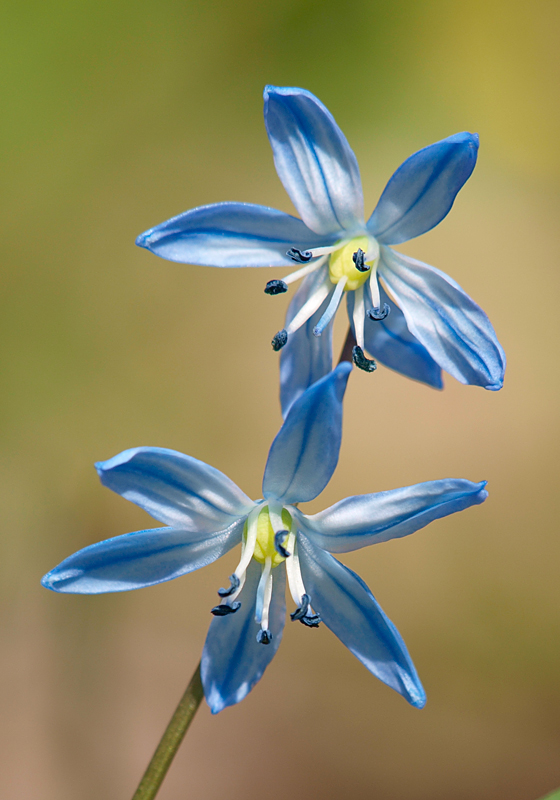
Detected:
left=1, top=1, right=559, bottom=798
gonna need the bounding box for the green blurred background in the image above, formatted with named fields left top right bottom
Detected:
left=1, top=0, right=559, bottom=798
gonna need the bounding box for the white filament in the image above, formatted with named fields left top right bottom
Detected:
left=285, top=279, right=331, bottom=335
left=352, top=284, right=365, bottom=349
left=313, top=275, right=347, bottom=336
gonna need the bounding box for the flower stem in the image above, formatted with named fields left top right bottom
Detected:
left=338, top=326, right=357, bottom=365
left=131, top=661, right=204, bottom=800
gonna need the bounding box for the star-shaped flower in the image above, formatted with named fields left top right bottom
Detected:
left=42, top=364, right=488, bottom=713
left=136, top=85, right=505, bottom=416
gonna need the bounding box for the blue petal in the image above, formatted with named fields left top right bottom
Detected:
left=280, top=266, right=333, bottom=418
left=264, top=86, right=364, bottom=236
left=202, top=561, right=286, bottom=713
left=96, top=447, right=254, bottom=530
left=347, top=282, right=443, bottom=389
left=368, top=132, right=479, bottom=245
left=136, top=202, right=330, bottom=267
left=297, top=533, right=425, bottom=708
left=297, top=479, right=487, bottom=553
left=41, top=518, right=245, bottom=594
left=263, top=363, right=352, bottom=505
left=379, top=247, right=506, bottom=389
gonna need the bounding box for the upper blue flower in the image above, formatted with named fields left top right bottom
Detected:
left=137, top=85, right=505, bottom=417
left=42, top=364, right=488, bottom=713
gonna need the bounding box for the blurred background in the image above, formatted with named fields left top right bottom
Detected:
left=1, top=0, right=559, bottom=798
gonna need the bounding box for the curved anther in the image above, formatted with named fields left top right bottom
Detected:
left=367, top=303, right=390, bottom=321
left=217, top=573, right=240, bottom=598
left=352, top=248, right=370, bottom=273
left=265, top=279, right=288, bottom=295
left=290, top=593, right=311, bottom=621
left=287, top=247, right=313, bottom=263
left=352, top=345, right=377, bottom=373
left=274, top=530, right=290, bottom=558
left=300, top=614, right=321, bottom=628
left=210, top=601, right=241, bottom=616
left=272, top=329, right=288, bottom=351
left=256, top=629, right=272, bottom=645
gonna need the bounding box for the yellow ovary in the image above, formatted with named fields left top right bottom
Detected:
left=328, top=236, right=377, bottom=292
left=251, top=506, right=292, bottom=567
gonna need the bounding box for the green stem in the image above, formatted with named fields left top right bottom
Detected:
left=131, top=662, right=204, bottom=800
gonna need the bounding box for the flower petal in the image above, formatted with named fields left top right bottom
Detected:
left=136, top=202, right=329, bottom=267
left=280, top=266, right=333, bottom=418
left=41, top=519, right=245, bottom=594
left=96, top=447, right=254, bottom=530
left=379, top=247, right=506, bottom=389
left=297, top=533, right=425, bottom=708
left=368, top=132, right=479, bottom=245
left=263, top=362, right=352, bottom=505
left=264, top=86, right=364, bottom=236
left=297, top=479, right=487, bottom=553
left=347, top=281, right=443, bottom=389
left=202, top=561, right=286, bottom=713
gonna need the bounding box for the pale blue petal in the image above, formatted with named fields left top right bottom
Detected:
left=280, top=265, right=333, bottom=418
left=379, top=247, right=506, bottom=389
left=297, top=533, right=425, bottom=708
left=202, top=561, right=286, bottom=714
left=368, top=132, right=479, bottom=244
left=264, top=86, right=364, bottom=236
left=263, top=363, right=352, bottom=504
left=96, top=447, right=254, bottom=530
left=41, top=518, right=245, bottom=594
left=297, top=479, right=487, bottom=553
left=347, top=282, right=443, bottom=389
left=136, top=202, right=330, bottom=267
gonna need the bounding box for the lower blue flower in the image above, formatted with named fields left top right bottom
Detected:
left=42, top=365, right=488, bottom=712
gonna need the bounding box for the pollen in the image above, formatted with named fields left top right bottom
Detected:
left=328, top=236, right=378, bottom=292
left=251, top=506, right=292, bottom=567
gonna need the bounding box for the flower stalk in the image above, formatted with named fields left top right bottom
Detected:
left=131, top=662, right=203, bottom=800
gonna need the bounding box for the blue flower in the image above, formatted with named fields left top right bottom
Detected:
left=42, top=364, right=488, bottom=713
left=137, top=85, right=505, bottom=416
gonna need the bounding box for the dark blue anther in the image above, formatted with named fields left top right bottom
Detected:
left=367, top=303, right=390, bottom=321
left=300, top=614, right=321, bottom=628
left=352, top=248, right=370, bottom=273
left=211, top=601, right=241, bottom=616
left=287, top=247, right=313, bottom=263
left=265, top=279, right=288, bottom=295
left=352, top=345, right=377, bottom=373
left=217, top=574, right=240, bottom=598
left=272, top=329, right=288, bottom=351
left=274, top=530, right=290, bottom=558
left=257, top=629, right=272, bottom=644
left=290, top=593, right=311, bottom=621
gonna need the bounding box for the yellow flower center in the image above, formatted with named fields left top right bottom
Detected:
left=251, top=506, right=292, bottom=567
left=328, top=236, right=378, bottom=292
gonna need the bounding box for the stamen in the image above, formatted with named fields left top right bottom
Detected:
left=256, top=629, right=272, bottom=645
left=225, top=506, right=261, bottom=605
left=352, top=345, right=377, bottom=373
left=352, top=285, right=365, bottom=350
left=290, top=593, right=310, bottom=621
left=368, top=303, right=390, bottom=321
left=313, top=276, right=347, bottom=336
left=285, top=280, right=330, bottom=336
left=264, top=279, right=288, bottom=295
left=352, top=248, right=370, bottom=273
left=217, top=573, right=240, bottom=598
left=287, top=248, right=313, bottom=263
left=255, top=558, right=273, bottom=625
left=368, top=271, right=381, bottom=310
left=282, top=257, right=326, bottom=286
left=287, top=244, right=340, bottom=263
left=272, top=329, right=288, bottom=351
left=274, top=530, right=290, bottom=558
left=211, top=601, right=241, bottom=616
